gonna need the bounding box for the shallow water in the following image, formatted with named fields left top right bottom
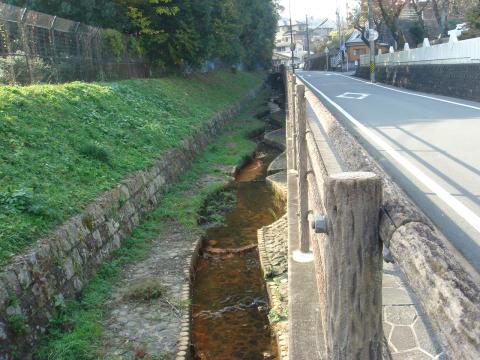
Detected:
left=192, top=145, right=285, bottom=360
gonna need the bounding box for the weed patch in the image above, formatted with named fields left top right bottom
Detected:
left=123, top=278, right=168, bottom=302
left=198, top=187, right=237, bottom=225
left=77, top=142, right=112, bottom=166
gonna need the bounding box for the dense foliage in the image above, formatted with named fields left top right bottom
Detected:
left=463, top=0, right=480, bottom=38
left=0, top=70, right=262, bottom=264
left=6, top=0, right=279, bottom=69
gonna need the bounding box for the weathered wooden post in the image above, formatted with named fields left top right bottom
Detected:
left=324, top=172, right=383, bottom=359
left=295, top=84, right=311, bottom=257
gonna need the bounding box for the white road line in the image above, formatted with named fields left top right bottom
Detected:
left=334, top=73, right=480, bottom=111
left=299, top=75, right=480, bottom=235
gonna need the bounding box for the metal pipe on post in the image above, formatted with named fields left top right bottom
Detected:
left=74, top=22, right=82, bottom=80
left=286, top=72, right=293, bottom=171
left=368, top=0, right=376, bottom=82
left=288, top=0, right=295, bottom=73
left=19, top=8, right=34, bottom=84
left=49, top=15, right=59, bottom=82
left=324, top=172, right=383, bottom=359
left=288, top=74, right=297, bottom=172
left=2, top=21, right=16, bottom=84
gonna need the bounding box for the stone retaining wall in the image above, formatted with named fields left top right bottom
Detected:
left=0, top=84, right=262, bottom=358
left=355, top=63, right=480, bottom=102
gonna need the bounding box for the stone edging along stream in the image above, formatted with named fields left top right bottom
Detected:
left=0, top=83, right=264, bottom=357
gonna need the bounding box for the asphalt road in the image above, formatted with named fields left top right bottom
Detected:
left=298, top=70, right=480, bottom=274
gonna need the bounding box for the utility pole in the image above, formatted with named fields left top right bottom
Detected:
left=336, top=8, right=343, bottom=72
left=368, top=0, right=376, bottom=82
left=305, top=15, right=310, bottom=60
left=289, top=0, right=295, bottom=73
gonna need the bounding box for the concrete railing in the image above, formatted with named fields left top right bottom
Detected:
left=284, top=70, right=384, bottom=359
left=359, top=36, right=480, bottom=66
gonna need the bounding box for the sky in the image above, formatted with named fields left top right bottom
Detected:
left=278, top=0, right=354, bottom=23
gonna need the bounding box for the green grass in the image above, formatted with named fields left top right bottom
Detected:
left=0, top=70, right=262, bottom=264
left=34, top=91, right=266, bottom=360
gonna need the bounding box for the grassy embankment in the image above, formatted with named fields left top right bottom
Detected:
left=0, top=70, right=261, bottom=265
left=35, top=89, right=269, bottom=360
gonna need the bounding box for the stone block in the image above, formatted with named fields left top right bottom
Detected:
left=0, top=322, right=7, bottom=341
left=385, top=305, right=417, bottom=325
left=413, top=317, right=442, bottom=357
left=63, top=258, right=75, bottom=280
left=14, top=264, right=32, bottom=290
left=391, top=350, right=432, bottom=360
left=112, top=234, right=121, bottom=250
left=383, top=288, right=413, bottom=305
left=390, top=325, right=417, bottom=352
left=92, top=230, right=103, bottom=248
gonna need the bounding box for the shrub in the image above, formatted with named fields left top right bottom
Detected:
left=102, top=29, right=125, bottom=59
left=462, top=3, right=480, bottom=39
left=0, top=51, right=52, bottom=85
left=409, top=22, right=425, bottom=46
left=124, top=278, right=168, bottom=301
left=7, top=314, right=29, bottom=336
left=128, top=36, right=144, bottom=58
left=78, top=142, right=112, bottom=165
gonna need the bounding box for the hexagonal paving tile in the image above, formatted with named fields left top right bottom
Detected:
left=385, top=305, right=417, bottom=326
left=390, top=326, right=417, bottom=352
left=413, top=317, right=443, bottom=357
left=392, top=349, right=433, bottom=359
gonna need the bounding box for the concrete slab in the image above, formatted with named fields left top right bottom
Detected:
left=287, top=169, right=326, bottom=360
left=267, top=152, right=287, bottom=175
left=265, top=128, right=286, bottom=151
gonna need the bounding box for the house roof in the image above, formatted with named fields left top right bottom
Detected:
left=346, top=30, right=364, bottom=44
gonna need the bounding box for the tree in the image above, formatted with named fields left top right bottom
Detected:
left=410, top=0, right=431, bottom=38
left=5, top=0, right=280, bottom=71
left=431, top=0, right=451, bottom=36
left=376, top=0, right=408, bottom=46
left=463, top=0, right=480, bottom=37
left=348, top=0, right=384, bottom=46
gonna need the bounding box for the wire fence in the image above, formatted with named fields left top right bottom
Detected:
left=0, top=2, right=149, bottom=85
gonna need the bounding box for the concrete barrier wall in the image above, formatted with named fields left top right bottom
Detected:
left=360, top=37, right=480, bottom=66
left=356, top=63, right=480, bottom=102
left=0, top=85, right=262, bottom=357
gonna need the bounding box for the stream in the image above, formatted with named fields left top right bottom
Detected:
left=192, top=143, right=285, bottom=360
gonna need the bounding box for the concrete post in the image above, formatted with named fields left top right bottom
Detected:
left=324, top=172, right=383, bottom=359
left=295, top=84, right=311, bottom=256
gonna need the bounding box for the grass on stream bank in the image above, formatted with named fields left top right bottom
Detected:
left=0, top=70, right=262, bottom=265
left=34, top=90, right=268, bottom=360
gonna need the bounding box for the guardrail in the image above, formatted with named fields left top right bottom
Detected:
left=284, top=69, right=384, bottom=359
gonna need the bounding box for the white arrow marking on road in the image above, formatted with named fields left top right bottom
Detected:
left=299, top=75, right=480, bottom=235
left=337, top=92, right=370, bottom=100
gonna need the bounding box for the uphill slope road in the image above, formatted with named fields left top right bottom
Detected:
left=298, top=70, right=480, bottom=274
